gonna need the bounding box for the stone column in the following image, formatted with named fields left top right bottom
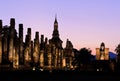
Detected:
left=62, top=58, right=66, bottom=68
left=33, top=39, right=38, bottom=63
left=9, top=18, right=15, bottom=63
left=0, top=20, right=2, bottom=64
left=33, top=32, right=40, bottom=67
left=55, top=48, right=58, bottom=68
left=70, top=51, right=74, bottom=69
left=58, top=49, right=60, bottom=68
left=19, top=24, right=23, bottom=64
left=69, top=57, right=72, bottom=69
left=27, top=28, right=31, bottom=62
left=13, top=46, right=19, bottom=69
left=24, top=47, right=29, bottom=65
left=12, top=47, right=15, bottom=68
left=52, top=44, right=56, bottom=68
left=40, top=35, right=44, bottom=50
left=44, top=37, right=48, bottom=66
left=3, top=27, right=8, bottom=63
left=47, top=44, right=52, bottom=69
left=59, top=49, right=63, bottom=69
left=39, top=35, right=45, bottom=68
left=31, top=41, right=34, bottom=65
left=61, top=49, right=64, bottom=69
left=24, top=28, right=32, bottom=65
left=40, top=50, right=44, bottom=68
left=105, top=48, right=109, bottom=60
left=13, top=29, right=19, bottom=69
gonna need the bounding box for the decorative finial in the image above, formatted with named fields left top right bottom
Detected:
left=55, top=14, right=58, bottom=23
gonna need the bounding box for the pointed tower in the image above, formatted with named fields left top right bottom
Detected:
left=52, top=15, right=59, bottom=38
left=49, top=16, right=63, bottom=69
left=49, top=16, right=63, bottom=49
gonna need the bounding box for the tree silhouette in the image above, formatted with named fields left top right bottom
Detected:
left=79, top=48, right=92, bottom=64
left=115, top=43, right=120, bottom=72
left=72, top=48, right=92, bottom=71
left=115, top=43, right=120, bottom=55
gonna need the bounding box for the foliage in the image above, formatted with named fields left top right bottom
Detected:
left=115, top=43, right=120, bottom=55
left=72, top=48, right=93, bottom=70
left=77, top=48, right=92, bottom=64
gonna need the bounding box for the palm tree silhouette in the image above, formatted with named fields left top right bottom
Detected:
left=115, top=43, right=120, bottom=72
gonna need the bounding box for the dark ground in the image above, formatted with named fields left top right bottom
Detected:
left=0, top=70, right=120, bottom=81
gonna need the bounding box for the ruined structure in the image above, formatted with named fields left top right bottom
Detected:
left=64, top=39, right=74, bottom=69
left=0, top=18, right=117, bottom=72
left=0, top=17, right=75, bottom=71
left=49, top=17, right=63, bottom=69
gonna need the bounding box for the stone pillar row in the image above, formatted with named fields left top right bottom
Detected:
left=0, top=18, right=65, bottom=70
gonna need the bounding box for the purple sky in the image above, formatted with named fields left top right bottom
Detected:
left=0, top=0, right=120, bottom=54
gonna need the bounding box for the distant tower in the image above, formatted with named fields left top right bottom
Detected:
left=96, top=42, right=109, bottom=60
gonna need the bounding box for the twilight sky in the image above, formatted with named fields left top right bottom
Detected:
left=0, top=0, right=120, bottom=54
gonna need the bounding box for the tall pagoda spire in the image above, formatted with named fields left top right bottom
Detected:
left=52, top=15, right=59, bottom=38
left=54, top=15, right=58, bottom=30
left=50, top=16, right=63, bottom=49
left=54, top=14, right=58, bottom=23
